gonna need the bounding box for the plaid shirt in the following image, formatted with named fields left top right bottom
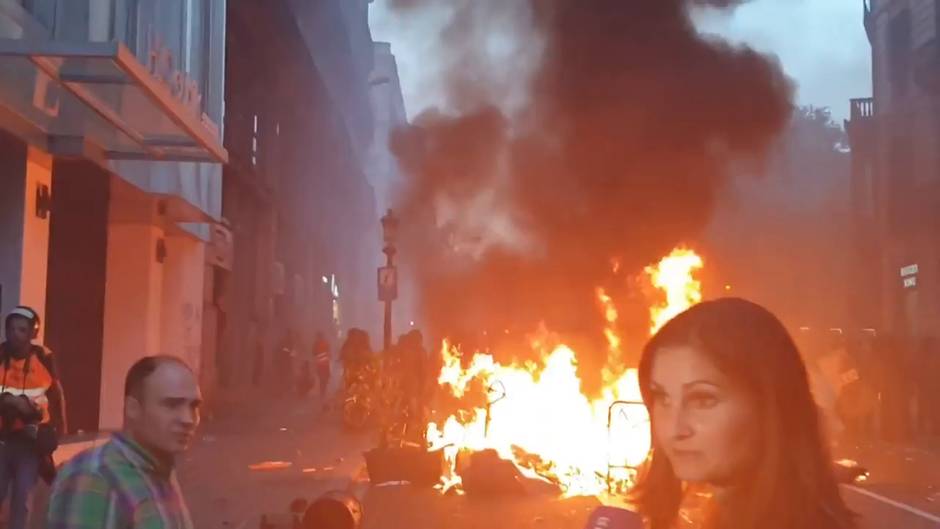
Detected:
left=46, top=433, right=194, bottom=529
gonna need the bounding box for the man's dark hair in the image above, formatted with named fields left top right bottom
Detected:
left=124, top=355, right=193, bottom=400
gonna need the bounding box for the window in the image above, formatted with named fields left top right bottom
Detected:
left=888, top=134, right=914, bottom=234
left=888, top=9, right=912, bottom=99
left=17, top=0, right=57, bottom=33
left=251, top=114, right=259, bottom=167
left=131, top=0, right=184, bottom=71
left=186, top=0, right=212, bottom=111
left=859, top=163, right=876, bottom=219
left=112, top=0, right=140, bottom=51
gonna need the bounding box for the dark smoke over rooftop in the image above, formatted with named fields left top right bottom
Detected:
left=388, top=0, right=792, bottom=362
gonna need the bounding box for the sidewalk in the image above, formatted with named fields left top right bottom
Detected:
left=24, top=387, right=363, bottom=529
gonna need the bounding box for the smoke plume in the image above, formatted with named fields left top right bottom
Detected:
left=389, top=0, right=793, bottom=367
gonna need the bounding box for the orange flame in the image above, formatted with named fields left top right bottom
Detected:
left=596, top=287, right=624, bottom=386
left=426, top=248, right=704, bottom=497
left=427, top=341, right=649, bottom=496
left=645, top=248, right=704, bottom=334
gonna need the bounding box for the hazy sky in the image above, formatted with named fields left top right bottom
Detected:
left=369, top=0, right=872, bottom=123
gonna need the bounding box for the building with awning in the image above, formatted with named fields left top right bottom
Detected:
left=0, top=0, right=229, bottom=432
left=0, top=39, right=226, bottom=163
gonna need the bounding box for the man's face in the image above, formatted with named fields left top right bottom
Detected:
left=5, top=317, right=32, bottom=353
left=126, top=362, right=202, bottom=456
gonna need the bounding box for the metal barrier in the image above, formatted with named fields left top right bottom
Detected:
left=606, top=400, right=649, bottom=493
left=484, top=380, right=507, bottom=437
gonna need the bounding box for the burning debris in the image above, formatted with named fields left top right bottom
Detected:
left=249, top=461, right=294, bottom=472
left=364, top=445, right=444, bottom=487
left=388, top=0, right=792, bottom=361
left=458, top=449, right=562, bottom=497
left=423, top=248, right=703, bottom=497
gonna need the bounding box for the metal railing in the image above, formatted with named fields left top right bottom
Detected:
left=850, top=97, right=875, bottom=121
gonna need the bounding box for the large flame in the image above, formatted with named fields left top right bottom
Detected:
left=426, top=248, right=704, bottom=496
left=645, top=248, right=704, bottom=334
left=597, top=287, right=624, bottom=386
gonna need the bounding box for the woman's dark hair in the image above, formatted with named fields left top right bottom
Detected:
left=630, top=298, right=855, bottom=529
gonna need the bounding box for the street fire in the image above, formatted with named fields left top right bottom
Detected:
left=426, top=248, right=704, bottom=496
left=646, top=248, right=704, bottom=334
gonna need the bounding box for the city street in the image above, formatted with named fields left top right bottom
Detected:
left=176, top=393, right=603, bottom=529
left=184, top=395, right=940, bottom=529
left=837, top=441, right=940, bottom=529
left=39, top=393, right=939, bottom=529
left=204, top=397, right=940, bottom=529
left=1, top=1, right=939, bottom=529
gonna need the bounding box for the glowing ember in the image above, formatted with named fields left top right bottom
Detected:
left=249, top=461, right=293, bottom=471
left=426, top=248, right=704, bottom=497
left=645, top=248, right=704, bottom=334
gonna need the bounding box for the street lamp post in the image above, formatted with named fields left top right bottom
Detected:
left=379, top=209, right=400, bottom=352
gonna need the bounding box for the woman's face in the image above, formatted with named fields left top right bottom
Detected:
left=648, top=345, right=758, bottom=485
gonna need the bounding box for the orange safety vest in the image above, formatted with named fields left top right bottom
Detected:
left=0, top=347, right=53, bottom=430
left=314, top=339, right=330, bottom=366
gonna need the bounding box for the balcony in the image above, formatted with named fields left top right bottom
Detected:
left=850, top=97, right=875, bottom=121
left=846, top=98, right=875, bottom=154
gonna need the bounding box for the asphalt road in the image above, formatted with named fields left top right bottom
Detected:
left=23, top=392, right=940, bottom=529
left=177, top=394, right=939, bottom=529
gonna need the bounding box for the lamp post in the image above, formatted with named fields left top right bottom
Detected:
left=379, top=209, right=399, bottom=352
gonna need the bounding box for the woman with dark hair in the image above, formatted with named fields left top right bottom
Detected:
left=631, top=298, right=856, bottom=529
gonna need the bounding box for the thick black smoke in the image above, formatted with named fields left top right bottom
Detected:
left=389, top=0, right=792, bottom=376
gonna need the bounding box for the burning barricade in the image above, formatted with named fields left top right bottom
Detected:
left=363, top=248, right=703, bottom=498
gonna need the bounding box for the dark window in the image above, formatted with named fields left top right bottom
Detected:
left=888, top=134, right=914, bottom=234
left=859, top=163, right=876, bottom=219
left=888, top=9, right=912, bottom=99
left=113, top=0, right=141, bottom=51
left=251, top=114, right=259, bottom=167
left=18, top=0, right=57, bottom=33
left=189, top=0, right=212, bottom=113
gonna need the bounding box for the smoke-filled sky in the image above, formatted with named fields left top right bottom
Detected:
left=374, top=0, right=802, bottom=373
left=370, top=0, right=871, bottom=122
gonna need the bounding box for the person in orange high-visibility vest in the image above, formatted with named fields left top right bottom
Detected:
left=0, top=306, right=67, bottom=529
left=313, top=332, right=331, bottom=399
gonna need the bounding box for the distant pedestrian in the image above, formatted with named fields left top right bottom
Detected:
left=399, top=330, right=428, bottom=418
left=340, top=328, right=373, bottom=391
left=313, top=332, right=331, bottom=399
left=926, top=342, right=940, bottom=437
left=877, top=334, right=909, bottom=442
left=250, top=320, right=264, bottom=388
left=274, top=330, right=296, bottom=395
left=47, top=356, right=201, bottom=529
left=916, top=338, right=939, bottom=437
left=296, top=361, right=314, bottom=397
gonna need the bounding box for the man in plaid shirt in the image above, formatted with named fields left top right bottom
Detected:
left=46, top=356, right=202, bottom=529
